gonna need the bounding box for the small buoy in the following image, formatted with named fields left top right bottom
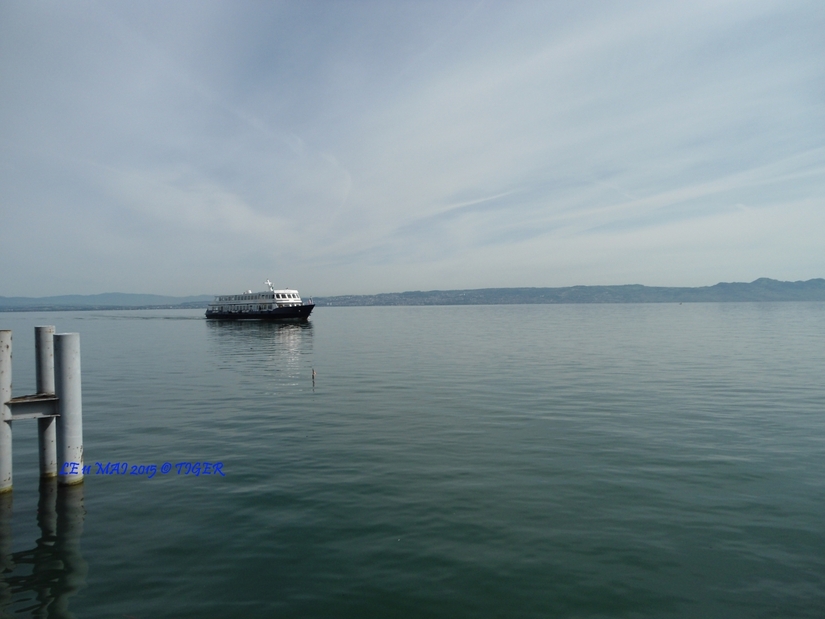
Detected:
left=312, top=368, right=317, bottom=379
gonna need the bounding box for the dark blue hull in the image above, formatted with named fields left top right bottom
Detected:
left=205, top=304, right=314, bottom=321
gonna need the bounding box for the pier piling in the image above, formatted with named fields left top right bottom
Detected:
left=0, top=328, right=84, bottom=492
left=36, top=326, right=57, bottom=478
left=55, top=333, right=83, bottom=486
left=0, top=331, right=12, bottom=493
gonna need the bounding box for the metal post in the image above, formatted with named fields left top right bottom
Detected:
left=0, top=331, right=12, bottom=494
left=55, top=334, right=83, bottom=486
left=35, top=326, right=57, bottom=478
left=35, top=326, right=56, bottom=394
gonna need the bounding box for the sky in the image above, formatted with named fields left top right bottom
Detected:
left=1, top=0, right=823, bottom=297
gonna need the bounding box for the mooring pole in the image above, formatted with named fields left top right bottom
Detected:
left=35, top=326, right=57, bottom=478
left=0, top=331, right=12, bottom=494
left=55, top=334, right=83, bottom=486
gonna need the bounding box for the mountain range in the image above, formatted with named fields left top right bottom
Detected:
left=0, top=293, right=213, bottom=311
left=314, top=278, right=825, bottom=306
left=1, top=279, right=824, bottom=311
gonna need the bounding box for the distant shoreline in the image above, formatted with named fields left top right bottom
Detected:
left=0, top=303, right=208, bottom=313
left=316, top=278, right=825, bottom=306
left=2, top=278, right=824, bottom=312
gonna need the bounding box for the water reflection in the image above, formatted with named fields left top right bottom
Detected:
left=205, top=317, right=313, bottom=343
left=0, top=481, right=87, bottom=618
left=206, top=320, right=314, bottom=384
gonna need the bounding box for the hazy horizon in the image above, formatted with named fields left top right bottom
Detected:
left=1, top=276, right=823, bottom=305
left=2, top=1, right=823, bottom=297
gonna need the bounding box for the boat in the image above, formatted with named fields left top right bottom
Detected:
left=205, top=280, right=315, bottom=321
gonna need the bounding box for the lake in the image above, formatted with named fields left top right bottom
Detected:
left=1, top=303, right=824, bottom=618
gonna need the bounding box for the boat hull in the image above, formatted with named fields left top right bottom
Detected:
left=205, top=304, right=315, bottom=321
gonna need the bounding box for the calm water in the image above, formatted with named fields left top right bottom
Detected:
left=1, top=303, right=824, bottom=618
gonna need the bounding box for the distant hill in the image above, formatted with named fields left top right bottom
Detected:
left=314, top=278, right=825, bottom=306
left=2, top=278, right=824, bottom=312
left=0, top=293, right=213, bottom=312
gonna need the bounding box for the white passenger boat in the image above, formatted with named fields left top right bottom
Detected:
left=205, top=280, right=314, bottom=321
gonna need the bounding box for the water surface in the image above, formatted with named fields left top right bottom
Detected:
left=1, top=303, right=823, bottom=617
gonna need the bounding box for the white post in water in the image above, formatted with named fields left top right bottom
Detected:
left=0, top=331, right=12, bottom=493
left=36, top=326, right=58, bottom=478
left=55, top=333, right=83, bottom=486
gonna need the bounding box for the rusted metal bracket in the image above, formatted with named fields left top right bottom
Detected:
left=8, top=394, right=60, bottom=420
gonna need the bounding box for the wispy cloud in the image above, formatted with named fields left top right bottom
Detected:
left=1, top=0, right=822, bottom=295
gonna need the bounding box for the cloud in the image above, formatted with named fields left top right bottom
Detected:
left=1, top=0, right=823, bottom=295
